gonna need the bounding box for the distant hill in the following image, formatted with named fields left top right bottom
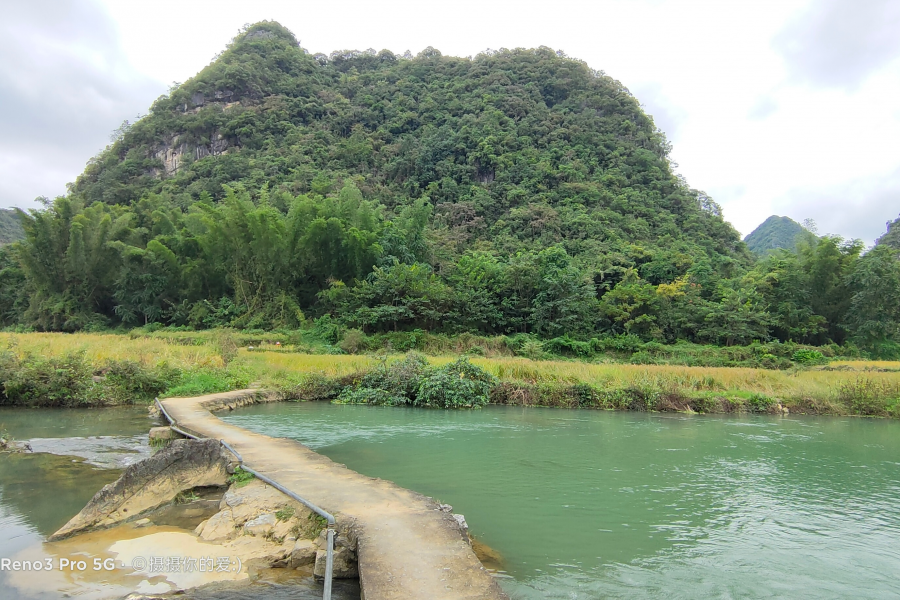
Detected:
left=876, top=214, right=900, bottom=249
left=0, top=209, right=24, bottom=245
left=744, top=216, right=805, bottom=254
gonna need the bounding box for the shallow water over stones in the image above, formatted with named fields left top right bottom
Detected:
left=0, top=406, right=359, bottom=600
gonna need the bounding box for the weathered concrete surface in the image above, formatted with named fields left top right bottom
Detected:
left=51, top=438, right=234, bottom=540
left=161, top=390, right=508, bottom=600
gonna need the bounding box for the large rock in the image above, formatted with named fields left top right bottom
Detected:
left=197, top=508, right=237, bottom=542
left=220, top=479, right=313, bottom=529
left=291, top=539, right=317, bottom=567
left=148, top=426, right=179, bottom=444
left=314, top=518, right=360, bottom=579
left=51, top=438, right=234, bottom=540
left=243, top=513, right=276, bottom=536
left=222, top=535, right=294, bottom=571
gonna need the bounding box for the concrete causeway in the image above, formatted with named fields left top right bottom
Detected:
left=160, top=390, right=509, bottom=600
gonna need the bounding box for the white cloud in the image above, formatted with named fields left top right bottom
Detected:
left=0, top=0, right=163, bottom=208
left=3, top=0, right=897, bottom=245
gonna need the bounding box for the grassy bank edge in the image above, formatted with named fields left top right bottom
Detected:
left=0, top=332, right=897, bottom=419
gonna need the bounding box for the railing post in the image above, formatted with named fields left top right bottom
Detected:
left=324, top=527, right=335, bottom=600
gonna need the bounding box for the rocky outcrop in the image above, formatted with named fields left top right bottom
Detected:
left=0, top=436, right=31, bottom=453
left=313, top=517, right=360, bottom=579
left=148, top=426, right=180, bottom=445
left=153, top=133, right=231, bottom=176
left=196, top=479, right=317, bottom=542
left=191, top=478, right=360, bottom=578
left=189, top=478, right=337, bottom=573
left=51, top=438, right=235, bottom=540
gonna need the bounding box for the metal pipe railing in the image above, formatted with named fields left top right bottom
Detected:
left=155, top=398, right=335, bottom=599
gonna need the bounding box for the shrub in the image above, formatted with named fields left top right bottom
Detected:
left=0, top=351, right=93, bottom=407
left=213, top=329, right=239, bottom=366
left=747, top=393, right=777, bottom=413
left=103, top=360, right=178, bottom=402
left=792, top=349, right=826, bottom=365
left=597, top=334, right=643, bottom=353
left=162, top=367, right=250, bottom=398
left=518, top=340, right=547, bottom=360
left=544, top=336, right=594, bottom=357
left=312, top=315, right=343, bottom=344
left=335, top=352, right=429, bottom=406
left=293, top=372, right=344, bottom=401
left=692, top=396, right=722, bottom=413
left=415, top=357, right=498, bottom=408
left=336, top=387, right=405, bottom=406
left=629, top=351, right=657, bottom=365
left=836, top=377, right=900, bottom=416
left=339, top=329, right=367, bottom=354
left=571, top=383, right=599, bottom=407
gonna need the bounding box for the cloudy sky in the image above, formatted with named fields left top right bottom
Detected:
left=1, top=0, right=898, bottom=244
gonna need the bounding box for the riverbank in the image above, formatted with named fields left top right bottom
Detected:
left=0, top=332, right=897, bottom=417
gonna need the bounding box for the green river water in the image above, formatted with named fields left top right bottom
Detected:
left=1, top=403, right=898, bottom=599
left=220, top=403, right=900, bottom=600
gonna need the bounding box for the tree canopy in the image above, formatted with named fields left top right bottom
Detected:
left=743, top=215, right=805, bottom=255
left=1, top=21, right=899, bottom=358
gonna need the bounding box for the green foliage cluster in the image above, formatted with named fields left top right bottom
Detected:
left=337, top=353, right=496, bottom=408
left=0, top=342, right=250, bottom=407
left=0, top=22, right=897, bottom=358
left=876, top=214, right=900, bottom=250
left=337, top=353, right=429, bottom=405
left=227, top=466, right=255, bottom=488
left=416, top=357, right=498, bottom=408
left=275, top=506, right=295, bottom=521
left=0, top=350, right=178, bottom=407
left=836, top=377, right=900, bottom=417
left=490, top=378, right=900, bottom=418
left=743, top=215, right=805, bottom=255
left=329, top=328, right=852, bottom=369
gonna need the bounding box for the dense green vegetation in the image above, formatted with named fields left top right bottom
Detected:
left=336, top=353, right=497, bottom=408
left=1, top=331, right=897, bottom=417
left=1, top=21, right=899, bottom=360
left=743, top=215, right=804, bottom=254
left=0, top=209, right=24, bottom=246
left=877, top=214, right=900, bottom=250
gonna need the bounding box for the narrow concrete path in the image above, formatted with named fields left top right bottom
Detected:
left=160, top=390, right=508, bottom=600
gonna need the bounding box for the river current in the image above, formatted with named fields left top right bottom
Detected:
left=222, top=403, right=900, bottom=599
left=2, top=403, right=898, bottom=599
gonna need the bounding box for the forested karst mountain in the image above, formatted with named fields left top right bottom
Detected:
left=0, top=209, right=24, bottom=245
left=3, top=22, right=899, bottom=356
left=74, top=22, right=742, bottom=262
left=744, top=216, right=805, bottom=254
